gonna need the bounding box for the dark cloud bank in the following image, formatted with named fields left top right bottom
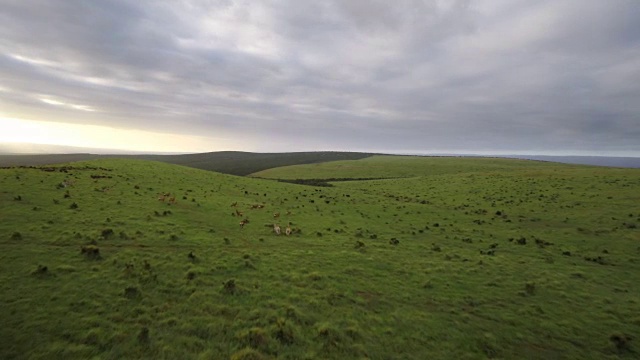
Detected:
left=1, top=0, right=639, bottom=155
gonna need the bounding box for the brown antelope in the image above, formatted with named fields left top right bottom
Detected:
left=235, top=209, right=243, bottom=217
left=239, top=218, right=250, bottom=228
left=285, top=223, right=292, bottom=236
left=231, top=201, right=238, bottom=207
left=286, top=210, right=292, bottom=216
left=273, top=212, right=280, bottom=219
left=273, top=224, right=281, bottom=235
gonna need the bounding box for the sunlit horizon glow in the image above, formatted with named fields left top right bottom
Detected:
left=2, top=115, right=638, bottom=157
left=0, top=117, right=246, bottom=153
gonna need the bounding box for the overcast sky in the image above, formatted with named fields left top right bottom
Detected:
left=1, top=0, right=639, bottom=155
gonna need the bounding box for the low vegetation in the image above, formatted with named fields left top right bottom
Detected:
left=1, top=156, right=639, bottom=359
left=0, top=151, right=374, bottom=176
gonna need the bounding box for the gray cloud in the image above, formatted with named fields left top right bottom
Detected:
left=1, top=0, right=639, bottom=155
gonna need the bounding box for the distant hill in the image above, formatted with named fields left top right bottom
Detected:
left=0, top=151, right=375, bottom=176
left=2, top=149, right=638, bottom=176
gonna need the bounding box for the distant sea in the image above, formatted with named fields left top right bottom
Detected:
left=399, top=152, right=640, bottom=169
left=501, top=155, right=640, bottom=169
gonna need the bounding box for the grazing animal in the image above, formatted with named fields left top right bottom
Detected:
left=273, top=224, right=281, bottom=235
left=235, top=209, right=244, bottom=217
left=285, top=224, right=292, bottom=236
left=286, top=210, right=292, bottom=216
left=231, top=202, right=238, bottom=207
left=239, top=218, right=250, bottom=228
left=273, top=212, right=280, bottom=219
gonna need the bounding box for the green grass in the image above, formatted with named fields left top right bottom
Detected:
left=1, top=157, right=639, bottom=359
left=0, top=151, right=374, bottom=176
left=249, top=155, right=573, bottom=179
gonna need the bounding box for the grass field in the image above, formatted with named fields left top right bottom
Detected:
left=1, top=156, right=639, bottom=359
left=0, top=151, right=375, bottom=176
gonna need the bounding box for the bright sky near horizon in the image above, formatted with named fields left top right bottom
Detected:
left=1, top=1, right=639, bottom=155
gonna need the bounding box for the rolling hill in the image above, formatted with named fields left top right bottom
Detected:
left=0, top=151, right=375, bottom=176
left=1, top=156, right=639, bottom=359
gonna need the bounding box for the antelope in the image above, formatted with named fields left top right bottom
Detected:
left=231, top=202, right=238, bottom=207
left=273, top=224, right=281, bottom=235
left=285, top=223, right=292, bottom=236
left=235, top=209, right=243, bottom=217
left=239, top=218, right=250, bottom=228
left=286, top=210, right=292, bottom=216
left=273, top=212, right=280, bottom=219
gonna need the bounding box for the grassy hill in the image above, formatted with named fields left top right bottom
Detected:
left=1, top=157, right=639, bottom=359
left=0, top=151, right=374, bottom=176
left=250, top=155, right=573, bottom=179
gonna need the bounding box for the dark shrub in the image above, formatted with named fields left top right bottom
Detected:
left=32, top=265, right=51, bottom=277
left=187, top=271, right=196, bottom=280
left=524, top=282, right=536, bottom=296
left=138, top=327, right=150, bottom=344
left=101, top=229, right=114, bottom=239
left=610, top=333, right=632, bottom=353
left=223, top=279, right=237, bottom=294
left=81, top=245, right=101, bottom=260
left=124, top=286, right=140, bottom=299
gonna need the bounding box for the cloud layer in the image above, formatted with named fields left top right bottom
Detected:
left=2, top=0, right=639, bottom=154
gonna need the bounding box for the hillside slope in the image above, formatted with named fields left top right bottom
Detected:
left=250, top=155, right=573, bottom=180
left=0, top=151, right=375, bottom=176
left=1, top=158, right=639, bottom=359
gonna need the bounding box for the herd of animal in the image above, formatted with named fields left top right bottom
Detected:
left=157, top=193, right=296, bottom=235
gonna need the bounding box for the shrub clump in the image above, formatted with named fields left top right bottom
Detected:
left=524, top=282, right=536, bottom=296
left=610, top=333, right=632, bottom=353
left=316, top=323, right=344, bottom=352
left=230, top=348, right=265, bottom=360
left=101, top=228, right=114, bottom=239
left=124, top=286, right=141, bottom=299
left=31, top=265, right=51, bottom=277
left=223, top=279, right=237, bottom=294
left=81, top=245, right=101, bottom=260
left=186, top=270, right=196, bottom=280
left=273, top=318, right=295, bottom=345
left=236, top=327, right=271, bottom=350
left=138, top=327, right=150, bottom=344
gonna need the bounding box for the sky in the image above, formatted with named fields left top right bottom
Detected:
left=1, top=0, right=639, bottom=156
